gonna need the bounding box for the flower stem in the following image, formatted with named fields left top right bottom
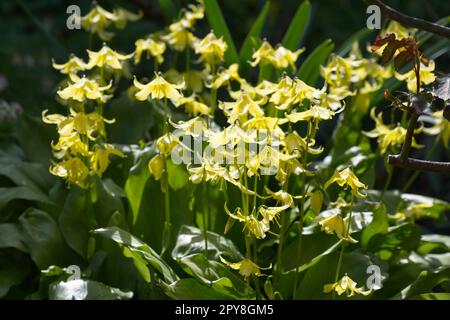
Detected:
left=162, top=98, right=171, bottom=255
left=332, top=195, right=354, bottom=300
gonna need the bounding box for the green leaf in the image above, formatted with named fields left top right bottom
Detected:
left=0, top=223, right=26, bottom=252
left=410, top=293, right=450, bottom=300
left=49, top=279, right=133, bottom=300
left=394, top=267, right=450, bottom=300
left=0, top=253, right=32, bottom=298
left=167, top=159, right=189, bottom=191
left=172, top=225, right=244, bottom=261
left=239, top=1, right=270, bottom=65
left=282, top=0, right=311, bottom=50
left=0, top=186, right=53, bottom=212
left=297, top=39, right=334, bottom=85
left=161, top=278, right=236, bottom=300
left=19, top=208, right=79, bottom=269
left=93, top=227, right=179, bottom=284
left=361, top=204, right=388, bottom=250
left=204, top=0, right=239, bottom=64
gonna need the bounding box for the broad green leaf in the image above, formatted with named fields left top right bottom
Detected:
left=401, top=193, right=449, bottom=220
left=19, top=208, right=79, bottom=269
left=204, top=0, right=239, bottom=64
left=0, top=223, right=26, bottom=252
left=161, top=278, right=236, bottom=300
left=361, top=204, right=388, bottom=250
left=394, top=267, right=450, bottom=300
left=410, top=293, right=450, bottom=300
left=239, top=1, right=270, bottom=65
left=49, top=279, right=133, bottom=300
left=167, top=159, right=189, bottom=191
left=93, top=227, right=179, bottom=284
left=297, top=39, right=334, bottom=86
left=0, top=254, right=32, bottom=298
left=172, top=225, right=244, bottom=261
left=0, top=186, right=53, bottom=212
left=282, top=0, right=311, bottom=51
left=295, top=251, right=385, bottom=299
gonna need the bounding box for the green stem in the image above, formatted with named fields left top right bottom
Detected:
left=380, top=156, right=393, bottom=201
left=292, top=121, right=312, bottom=299
left=162, top=98, right=171, bottom=255
left=332, top=195, right=354, bottom=300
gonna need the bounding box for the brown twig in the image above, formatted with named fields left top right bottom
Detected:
left=388, top=155, right=450, bottom=173
left=365, top=0, right=450, bottom=39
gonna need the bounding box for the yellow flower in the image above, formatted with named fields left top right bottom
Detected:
left=220, top=94, right=264, bottom=124
left=195, top=32, right=228, bottom=65
left=364, top=108, right=423, bottom=154
left=156, top=133, right=179, bottom=155
left=206, top=64, right=243, bottom=89
left=50, top=158, right=89, bottom=188
left=324, top=275, right=372, bottom=297
left=310, top=190, right=323, bottom=214
left=383, top=21, right=412, bottom=40
left=249, top=41, right=304, bottom=70
left=134, top=37, right=166, bottom=64
left=173, top=95, right=210, bottom=116
left=324, top=167, right=367, bottom=198
left=42, top=109, right=114, bottom=141
left=286, top=106, right=337, bottom=123
left=320, top=54, right=356, bottom=88
left=86, top=44, right=133, bottom=70
left=133, top=73, right=184, bottom=101
left=51, top=133, right=89, bottom=159
left=395, top=61, right=436, bottom=93
left=224, top=204, right=269, bottom=239
left=423, top=111, right=450, bottom=149
left=57, top=74, right=112, bottom=102
left=52, top=56, right=87, bottom=74
left=219, top=256, right=270, bottom=278
left=318, top=212, right=357, bottom=243
left=112, top=8, right=142, bottom=29
left=164, top=21, right=197, bottom=51
left=81, top=5, right=116, bottom=41
left=148, top=154, right=165, bottom=180
left=90, top=144, right=125, bottom=176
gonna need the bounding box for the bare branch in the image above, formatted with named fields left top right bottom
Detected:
left=388, top=155, right=450, bottom=173
left=365, top=0, right=450, bottom=39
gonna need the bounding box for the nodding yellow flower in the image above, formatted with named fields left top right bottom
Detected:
left=242, top=117, right=287, bottom=140
left=286, top=106, right=337, bottom=123
left=169, top=117, right=209, bottom=138
left=318, top=212, right=357, bottom=243
left=90, top=144, right=125, bottom=176
left=423, top=111, right=450, bottom=149
left=395, top=61, right=436, bottom=93
left=271, top=45, right=304, bottom=70
left=364, top=108, right=423, bottom=154
left=133, top=73, right=184, bottom=101
left=52, top=56, right=87, bottom=74
left=156, top=133, right=179, bottom=155
left=81, top=5, right=117, bottom=41
left=134, top=37, right=166, bottom=64
left=50, top=158, right=90, bottom=188
left=383, top=21, right=412, bottom=40
left=173, top=95, right=210, bottom=116
left=220, top=94, right=264, bottom=124
left=219, top=256, right=271, bottom=278
left=310, top=190, right=324, bottom=214
left=86, top=44, right=133, bottom=70
left=183, top=1, right=205, bottom=28
left=224, top=205, right=269, bottom=239
left=51, top=133, right=89, bottom=159
left=206, top=64, right=243, bottom=89
left=208, top=124, right=253, bottom=149
left=195, top=32, right=228, bottom=65
left=148, top=154, right=165, bottom=180
left=324, top=167, right=368, bottom=198
left=164, top=21, right=197, bottom=51
left=42, top=109, right=114, bottom=141
left=112, top=8, right=143, bottom=29
left=57, top=74, right=112, bottom=102
left=284, top=131, right=323, bottom=155
left=320, top=54, right=356, bottom=88
left=249, top=41, right=304, bottom=70
left=324, top=275, right=372, bottom=297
